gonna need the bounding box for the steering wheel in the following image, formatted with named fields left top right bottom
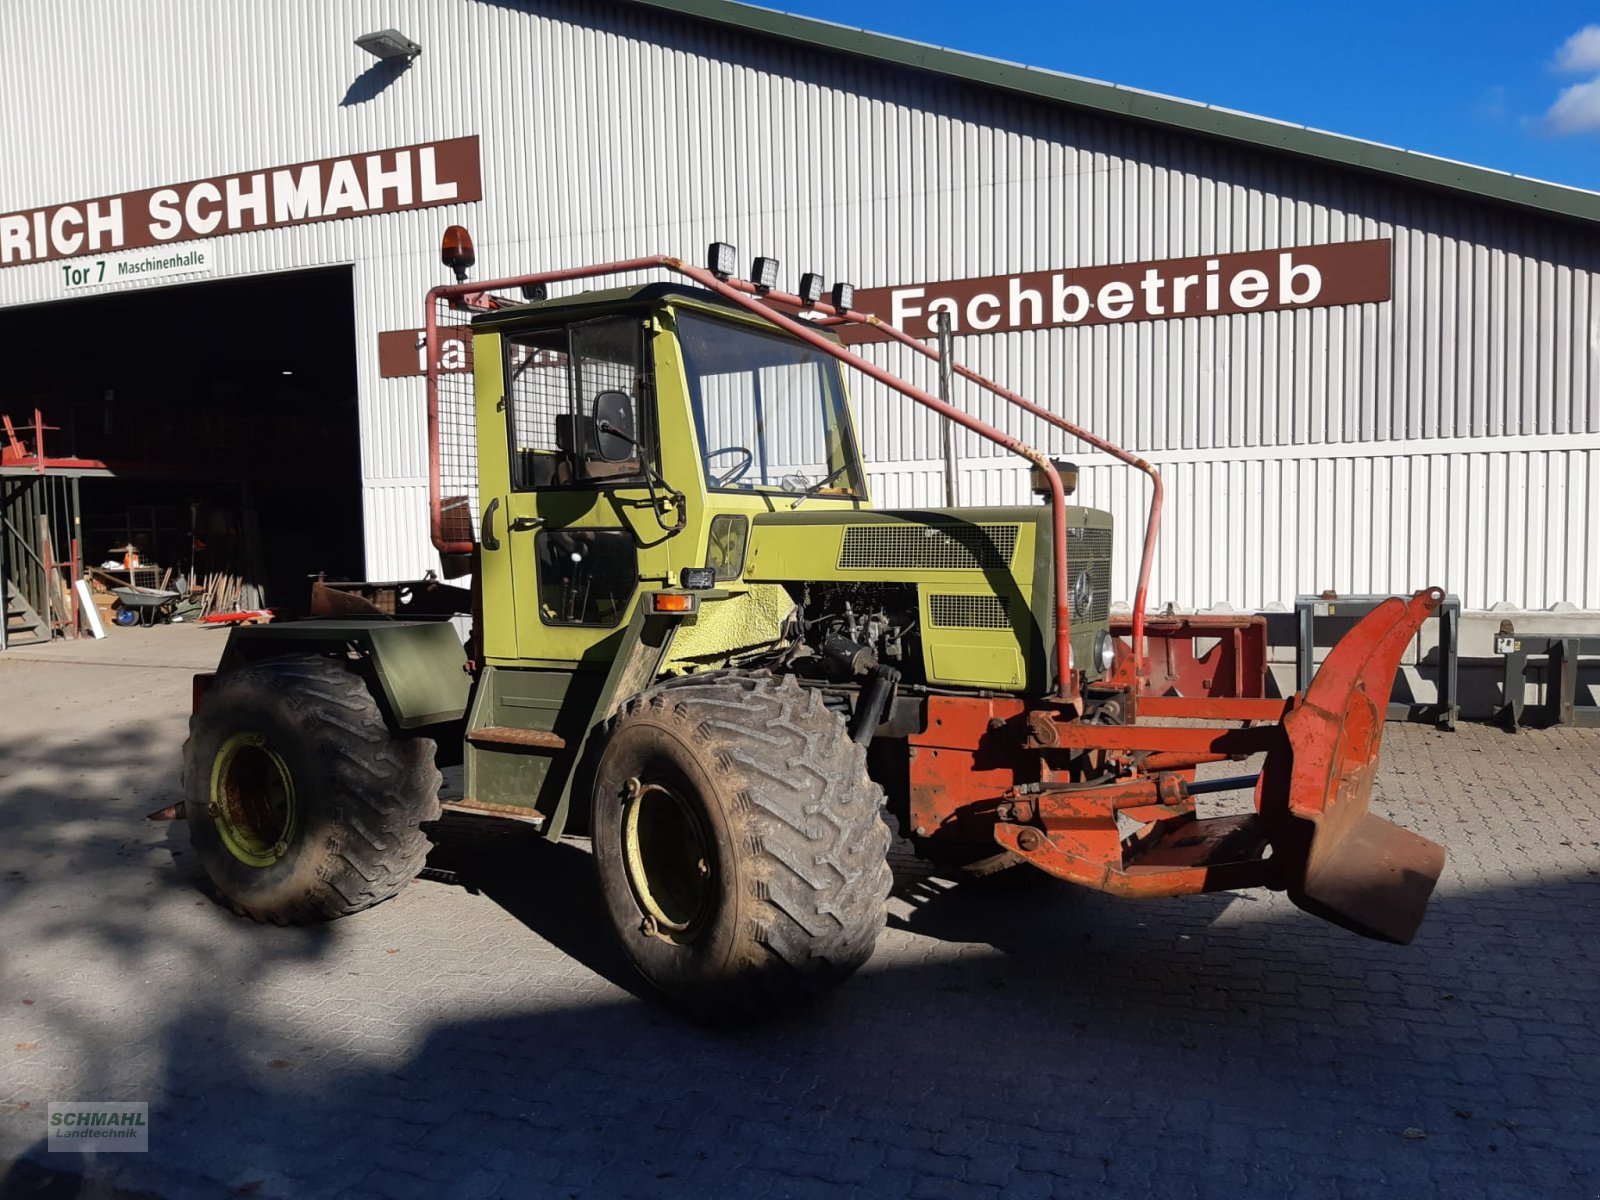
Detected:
left=704, top=445, right=755, bottom=486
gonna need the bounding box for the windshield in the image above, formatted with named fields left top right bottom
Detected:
left=676, top=309, right=865, bottom=497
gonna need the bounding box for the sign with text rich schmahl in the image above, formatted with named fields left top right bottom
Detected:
left=0, top=136, right=482, bottom=269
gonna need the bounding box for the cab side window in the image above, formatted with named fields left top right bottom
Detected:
left=506, top=316, right=652, bottom=490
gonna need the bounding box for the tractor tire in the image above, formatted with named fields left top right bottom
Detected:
left=182, top=654, right=441, bottom=925
left=591, top=672, right=892, bottom=1022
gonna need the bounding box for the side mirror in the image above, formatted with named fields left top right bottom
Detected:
left=591, top=390, right=636, bottom=462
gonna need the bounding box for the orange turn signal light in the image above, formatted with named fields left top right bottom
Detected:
left=647, top=592, right=698, bottom=615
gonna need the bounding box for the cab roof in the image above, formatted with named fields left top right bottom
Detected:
left=469, top=281, right=738, bottom=330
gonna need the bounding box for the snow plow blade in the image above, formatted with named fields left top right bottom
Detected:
left=1259, top=588, right=1448, bottom=944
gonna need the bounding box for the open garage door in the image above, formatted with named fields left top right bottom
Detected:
left=0, top=266, right=363, bottom=615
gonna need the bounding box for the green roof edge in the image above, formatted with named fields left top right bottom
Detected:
left=628, top=0, right=1600, bottom=229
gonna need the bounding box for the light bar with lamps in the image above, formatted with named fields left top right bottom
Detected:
left=707, top=241, right=737, bottom=279
left=355, top=28, right=422, bottom=62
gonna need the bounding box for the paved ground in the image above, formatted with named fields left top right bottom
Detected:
left=1, top=624, right=1597, bottom=1199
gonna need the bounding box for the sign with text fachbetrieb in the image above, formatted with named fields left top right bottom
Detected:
left=844, top=239, right=1391, bottom=341
left=0, top=136, right=481, bottom=268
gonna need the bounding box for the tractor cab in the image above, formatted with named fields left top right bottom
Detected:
left=462, top=284, right=869, bottom=667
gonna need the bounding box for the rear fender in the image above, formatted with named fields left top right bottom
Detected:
left=216, top=619, right=471, bottom=730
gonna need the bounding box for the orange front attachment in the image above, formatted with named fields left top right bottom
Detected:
left=1257, top=588, right=1448, bottom=944
left=902, top=589, right=1448, bottom=943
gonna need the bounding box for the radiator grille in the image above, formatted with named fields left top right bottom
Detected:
left=838, top=524, right=1018, bottom=570
left=1066, top=528, right=1114, bottom=624
left=928, top=594, right=1012, bottom=629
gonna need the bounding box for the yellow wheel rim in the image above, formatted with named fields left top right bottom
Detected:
left=621, top=779, right=714, bottom=941
left=208, top=732, right=297, bottom=868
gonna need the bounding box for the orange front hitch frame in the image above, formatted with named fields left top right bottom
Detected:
left=918, top=590, right=1447, bottom=944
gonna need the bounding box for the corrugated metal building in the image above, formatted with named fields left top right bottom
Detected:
left=1, top=0, right=1595, bottom=616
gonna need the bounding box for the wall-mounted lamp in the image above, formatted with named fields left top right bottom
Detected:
left=355, top=29, right=422, bottom=62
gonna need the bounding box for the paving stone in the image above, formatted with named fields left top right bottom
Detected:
left=0, top=628, right=1596, bottom=1199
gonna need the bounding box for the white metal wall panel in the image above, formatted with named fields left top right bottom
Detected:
left=1, top=0, right=1596, bottom=610
left=359, top=482, right=433, bottom=584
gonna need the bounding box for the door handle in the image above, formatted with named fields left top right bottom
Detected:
left=481, top=497, right=501, bottom=551
left=508, top=515, right=546, bottom=532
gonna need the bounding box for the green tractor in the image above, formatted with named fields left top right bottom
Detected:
left=184, top=235, right=1446, bottom=1020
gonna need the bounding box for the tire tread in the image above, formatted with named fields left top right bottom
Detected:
left=181, top=655, right=441, bottom=925
left=605, top=671, right=891, bottom=1020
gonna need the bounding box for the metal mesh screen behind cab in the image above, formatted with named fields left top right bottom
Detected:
left=433, top=297, right=480, bottom=544
left=837, top=524, right=1018, bottom=571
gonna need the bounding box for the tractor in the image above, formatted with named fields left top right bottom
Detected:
left=182, top=232, right=1446, bottom=1021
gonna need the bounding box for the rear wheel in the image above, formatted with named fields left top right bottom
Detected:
left=182, top=655, right=441, bottom=924
left=592, top=673, right=892, bottom=1022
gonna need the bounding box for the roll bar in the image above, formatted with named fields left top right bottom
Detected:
left=425, top=255, right=1162, bottom=703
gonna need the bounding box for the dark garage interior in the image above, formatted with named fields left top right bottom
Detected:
left=0, top=266, right=365, bottom=613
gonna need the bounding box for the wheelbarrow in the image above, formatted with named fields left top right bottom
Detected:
left=111, top=586, right=181, bottom=627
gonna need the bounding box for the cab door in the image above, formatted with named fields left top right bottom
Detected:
left=472, top=329, right=517, bottom=662
left=498, top=314, right=670, bottom=668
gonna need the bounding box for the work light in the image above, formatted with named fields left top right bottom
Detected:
left=751, top=256, right=780, bottom=292
left=830, top=281, right=855, bottom=312
left=798, top=272, right=825, bottom=306
left=707, top=242, right=737, bottom=279
left=679, top=566, right=716, bottom=590
left=1030, top=459, right=1079, bottom=498
left=355, top=29, right=421, bottom=61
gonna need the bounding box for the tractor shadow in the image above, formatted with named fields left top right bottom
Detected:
left=5, top=710, right=1598, bottom=1199
left=419, top=810, right=645, bottom=999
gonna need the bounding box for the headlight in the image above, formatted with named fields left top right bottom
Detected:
left=1093, top=628, right=1116, bottom=673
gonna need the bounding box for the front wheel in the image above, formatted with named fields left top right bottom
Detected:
left=591, top=673, right=891, bottom=1022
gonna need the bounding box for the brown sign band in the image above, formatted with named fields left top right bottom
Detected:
left=377, top=238, right=1393, bottom=375
left=838, top=239, right=1392, bottom=343
left=379, top=326, right=476, bottom=379
left=0, top=136, right=482, bottom=268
